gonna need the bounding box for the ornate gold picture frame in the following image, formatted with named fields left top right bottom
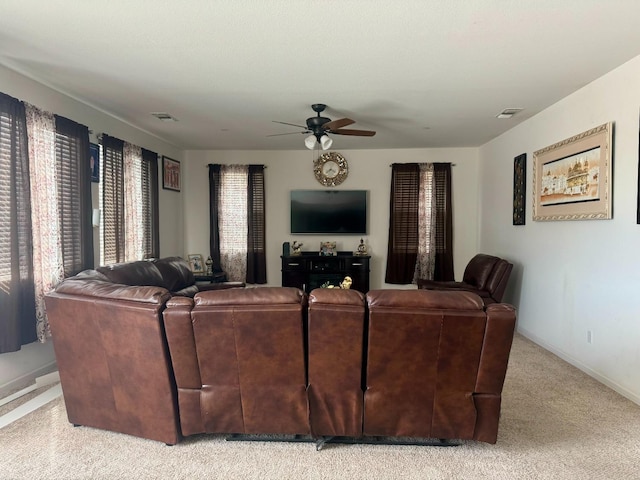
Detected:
left=533, top=122, right=613, bottom=221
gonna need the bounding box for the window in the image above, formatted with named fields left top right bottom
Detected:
left=100, top=135, right=159, bottom=265
left=209, top=164, right=266, bottom=284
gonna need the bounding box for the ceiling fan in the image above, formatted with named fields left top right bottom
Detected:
left=270, top=104, right=376, bottom=150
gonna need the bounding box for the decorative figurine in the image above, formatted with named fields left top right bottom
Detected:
left=291, top=241, right=303, bottom=256
left=340, top=276, right=353, bottom=289
left=205, top=256, right=213, bottom=276
left=356, top=238, right=368, bottom=256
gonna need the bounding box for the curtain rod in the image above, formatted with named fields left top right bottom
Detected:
left=206, top=164, right=267, bottom=168
left=389, top=163, right=456, bottom=166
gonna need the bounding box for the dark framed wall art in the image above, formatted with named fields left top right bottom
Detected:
left=513, top=153, right=526, bottom=225
left=162, top=156, right=181, bottom=192
left=90, top=143, right=100, bottom=183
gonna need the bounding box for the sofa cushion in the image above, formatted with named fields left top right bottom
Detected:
left=462, top=254, right=500, bottom=289
left=153, top=256, right=195, bottom=292
left=97, top=260, right=165, bottom=287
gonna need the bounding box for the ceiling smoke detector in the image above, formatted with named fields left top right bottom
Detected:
left=496, top=108, right=523, bottom=119
left=151, top=112, right=179, bottom=122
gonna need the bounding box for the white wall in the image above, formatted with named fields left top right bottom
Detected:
left=479, top=55, right=640, bottom=404
left=183, top=148, right=480, bottom=289
left=0, top=65, right=184, bottom=393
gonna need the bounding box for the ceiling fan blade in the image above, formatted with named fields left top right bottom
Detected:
left=266, top=131, right=308, bottom=137
left=331, top=128, right=376, bottom=137
left=272, top=120, right=307, bottom=129
left=323, top=118, right=355, bottom=130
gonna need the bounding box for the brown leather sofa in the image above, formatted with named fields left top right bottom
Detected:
left=47, top=271, right=516, bottom=447
left=417, top=253, right=513, bottom=305
left=45, top=257, right=244, bottom=445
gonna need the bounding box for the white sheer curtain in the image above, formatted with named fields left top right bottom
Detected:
left=413, top=163, right=436, bottom=282
left=124, top=142, right=144, bottom=261
left=219, top=165, right=248, bottom=281
left=25, top=103, right=63, bottom=342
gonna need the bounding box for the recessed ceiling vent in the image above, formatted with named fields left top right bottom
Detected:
left=151, top=112, right=179, bottom=122
left=496, top=108, right=523, bottom=119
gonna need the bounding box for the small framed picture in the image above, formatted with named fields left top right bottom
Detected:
left=188, top=254, right=204, bottom=273
left=320, top=241, right=336, bottom=256
left=163, top=156, right=181, bottom=192
left=90, top=143, right=100, bottom=183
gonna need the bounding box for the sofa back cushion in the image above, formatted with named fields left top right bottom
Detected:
left=97, top=260, right=165, bottom=287
left=364, top=289, right=486, bottom=439
left=153, top=256, right=195, bottom=292
left=462, top=254, right=500, bottom=289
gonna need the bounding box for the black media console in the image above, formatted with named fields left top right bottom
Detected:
left=281, top=252, right=370, bottom=294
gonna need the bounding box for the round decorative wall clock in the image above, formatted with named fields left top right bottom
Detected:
left=313, top=151, right=348, bottom=187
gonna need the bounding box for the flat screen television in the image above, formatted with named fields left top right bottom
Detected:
left=290, top=190, right=367, bottom=234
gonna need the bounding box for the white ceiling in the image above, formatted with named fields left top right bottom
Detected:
left=2, top=0, right=640, bottom=151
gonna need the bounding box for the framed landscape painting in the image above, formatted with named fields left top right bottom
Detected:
left=532, top=122, right=613, bottom=221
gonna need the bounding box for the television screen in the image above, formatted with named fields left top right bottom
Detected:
left=290, top=190, right=367, bottom=234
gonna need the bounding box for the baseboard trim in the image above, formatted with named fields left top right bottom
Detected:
left=0, top=361, right=58, bottom=400
left=517, top=328, right=640, bottom=406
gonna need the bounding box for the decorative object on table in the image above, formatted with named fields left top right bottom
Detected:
left=205, top=256, right=213, bottom=276
left=320, top=241, right=336, bottom=256
left=513, top=153, right=526, bottom=225
left=282, top=241, right=290, bottom=256
left=162, top=156, right=181, bottom=192
left=187, top=254, right=204, bottom=273
left=291, top=241, right=303, bottom=255
left=533, top=122, right=612, bottom=221
left=355, top=238, right=368, bottom=256
left=90, top=143, right=100, bottom=183
left=313, top=151, right=348, bottom=187
left=320, top=276, right=353, bottom=289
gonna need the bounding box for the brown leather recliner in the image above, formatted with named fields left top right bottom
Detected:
left=163, top=287, right=311, bottom=437
left=417, top=253, right=513, bottom=305
left=364, top=289, right=516, bottom=444
left=45, top=256, right=244, bottom=445
left=45, top=279, right=180, bottom=444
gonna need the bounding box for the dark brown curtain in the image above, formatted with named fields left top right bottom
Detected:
left=141, top=148, right=160, bottom=258
left=54, top=115, right=93, bottom=275
left=208, top=164, right=222, bottom=270
left=246, top=165, right=266, bottom=284
left=433, top=163, right=454, bottom=280
left=385, top=163, right=420, bottom=284
left=0, top=93, right=36, bottom=353
left=100, top=135, right=125, bottom=264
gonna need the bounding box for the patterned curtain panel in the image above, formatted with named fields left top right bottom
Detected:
left=413, top=163, right=436, bottom=282
left=25, top=103, right=63, bottom=342
left=219, top=165, right=248, bottom=282
left=0, top=93, right=36, bottom=353
left=124, top=142, right=144, bottom=261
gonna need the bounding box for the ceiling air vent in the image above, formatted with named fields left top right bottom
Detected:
left=496, top=108, right=523, bottom=119
left=151, top=112, right=179, bottom=122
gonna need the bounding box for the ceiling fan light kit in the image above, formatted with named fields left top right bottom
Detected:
left=273, top=103, right=376, bottom=149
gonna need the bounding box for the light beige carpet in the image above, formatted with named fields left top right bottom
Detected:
left=1, top=334, right=639, bottom=480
